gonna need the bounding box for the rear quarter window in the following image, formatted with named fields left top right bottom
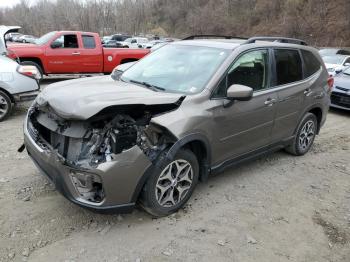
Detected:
left=301, top=50, right=321, bottom=78
left=274, top=49, right=303, bottom=86
left=82, top=35, right=96, bottom=49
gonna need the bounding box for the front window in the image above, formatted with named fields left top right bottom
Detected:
left=35, top=31, right=57, bottom=45
left=52, top=34, right=78, bottom=48
left=323, top=56, right=345, bottom=65
left=214, top=49, right=269, bottom=97
left=121, top=44, right=230, bottom=94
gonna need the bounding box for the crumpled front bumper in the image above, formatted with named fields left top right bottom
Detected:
left=24, top=114, right=152, bottom=213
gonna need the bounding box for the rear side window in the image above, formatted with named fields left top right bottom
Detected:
left=82, top=35, right=96, bottom=49
left=274, top=49, right=302, bottom=85
left=301, top=50, right=321, bottom=77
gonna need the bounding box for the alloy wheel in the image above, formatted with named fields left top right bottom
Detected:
left=0, top=94, right=9, bottom=119
left=155, top=159, right=193, bottom=208
left=298, top=120, right=315, bottom=151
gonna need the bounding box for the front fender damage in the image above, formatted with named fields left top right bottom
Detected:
left=28, top=97, right=185, bottom=169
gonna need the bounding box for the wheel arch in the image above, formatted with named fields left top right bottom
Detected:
left=165, top=133, right=211, bottom=182
left=308, top=107, right=323, bottom=133
left=19, top=57, right=45, bottom=74
left=0, top=87, right=15, bottom=103
left=131, top=133, right=212, bottom=203
left=295, top=104, right=324, bottom=135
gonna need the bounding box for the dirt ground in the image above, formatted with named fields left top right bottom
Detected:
left=0, top=79, right=350, bottom=262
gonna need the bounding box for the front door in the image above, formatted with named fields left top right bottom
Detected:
left=45, top=33, right=82, bottom=73
left=210, top=49, right=277, bottom=165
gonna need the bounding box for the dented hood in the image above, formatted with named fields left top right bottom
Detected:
left=36, top=76, right=184, bottom=120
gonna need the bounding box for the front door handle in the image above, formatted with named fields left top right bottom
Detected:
left=72, top=52, right=80, bottom=55
left=264, top=98, right=276, bottom=106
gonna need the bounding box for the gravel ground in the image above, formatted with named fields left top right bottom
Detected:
left=0, top=79, right=349, bottom=262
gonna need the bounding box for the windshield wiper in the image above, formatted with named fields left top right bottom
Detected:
left=129, top=79, right=165, bottom=92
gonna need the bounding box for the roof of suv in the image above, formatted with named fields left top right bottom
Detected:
left=175, top=38, right=312, bottom=51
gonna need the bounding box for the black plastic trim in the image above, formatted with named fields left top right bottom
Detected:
left=210, top=137, right=294, bottom=175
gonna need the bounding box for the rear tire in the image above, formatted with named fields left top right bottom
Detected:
left=0, top=91, right=12, bottom=122
left=285, top=113, right=318, bottom=156
left=20, top=61, right=43, bottom=82
left=140, top=149, right=199, bottom=217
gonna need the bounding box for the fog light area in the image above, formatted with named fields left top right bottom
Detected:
left=70, top=171, right=105, bottom=203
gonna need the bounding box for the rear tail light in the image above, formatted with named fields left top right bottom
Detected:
left=17, top=65, right=40, bottom=80
left=327, top=76, right=334, bottom=91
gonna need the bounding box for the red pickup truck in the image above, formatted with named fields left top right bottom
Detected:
left=7, top=31, right=149, bottom=78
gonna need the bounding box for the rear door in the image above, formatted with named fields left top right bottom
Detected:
left=78, top=34, right=103, bottom=73
left=45, top=33, right=82, bottom=73
left=270, top=49, right=306, bottom=142
left=210, top=49, right=278, bottom=164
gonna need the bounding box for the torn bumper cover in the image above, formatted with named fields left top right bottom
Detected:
left=24, top=107, right=157, bottom=213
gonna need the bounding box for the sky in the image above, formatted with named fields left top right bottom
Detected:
left=0, top=0, right=23, bottom=8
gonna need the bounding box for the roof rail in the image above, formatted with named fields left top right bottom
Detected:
left=244, top=37, right=308, bottom=46
left=183, top=35, right=247, bottom=40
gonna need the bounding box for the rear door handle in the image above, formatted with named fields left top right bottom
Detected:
left=304, top=88, right=312, bottom=96
left=264, top=98, right=276, bottom=106
left=72, top=52, right=80, bottom=55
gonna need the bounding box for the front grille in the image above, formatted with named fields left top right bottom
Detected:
left=331, top=92, right=350, bottom=108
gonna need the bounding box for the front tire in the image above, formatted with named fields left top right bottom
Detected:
left=0, top=91, right=12, bottom=122
left=140, top=149, right=199, bottom=217
left=285, top=113, right=318, bottom=156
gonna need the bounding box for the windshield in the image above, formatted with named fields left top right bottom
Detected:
left=124, top=38, right=133, bottom=43
left=323, top=56, right=345, bottom=65
left=35, top=31, right=56, bottom=45
left=121, top=44, right=230, bottom=94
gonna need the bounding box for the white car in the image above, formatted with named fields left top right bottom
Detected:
left=0, top=26, right=41, bottom=121
left=17, top=35, right=37, bottom=43
left=120, top=37, right=149, bottom=48
left=323, top=55, right=350, bottom=76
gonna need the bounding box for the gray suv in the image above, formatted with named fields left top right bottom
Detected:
left=23, top=36, right=331, bottom=217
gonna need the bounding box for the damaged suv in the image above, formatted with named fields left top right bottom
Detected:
left=23, top=36, right=331, bottom=216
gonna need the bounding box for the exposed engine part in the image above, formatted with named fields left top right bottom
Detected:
left=28, top=105, right=176, bottom=167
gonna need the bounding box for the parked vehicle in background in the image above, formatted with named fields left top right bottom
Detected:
left=322, top=55, right=350, bottom=76
left=0, top=26, right=40, bottom=122
left=143, top=40, right=167, bottom=49
left=102, top=40, right=124, bottom=48
left=120, top=37, right=148, bottom=48
left=7, top=31, right=150, bottom=79
left=18, top=35, right=37, bottom=43
left=24, top=36, right=330, bottom=216
left=101, top=35, right=112, bottom=44
left=11, top=33, right=23, bottom=42
left=319, top=48, right=350, bottom=57
left=5, top=32, right=21, bottom=42
left=331, top=66, right=350, bottom=110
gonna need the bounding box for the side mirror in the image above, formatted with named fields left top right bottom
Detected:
left=226, top=84, right=253, bottom=101
left=335, top=68, right=343, bottom=74
left=344, top=63, right=350, bottom=67
left=50, top=41, right=61, bottom=49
